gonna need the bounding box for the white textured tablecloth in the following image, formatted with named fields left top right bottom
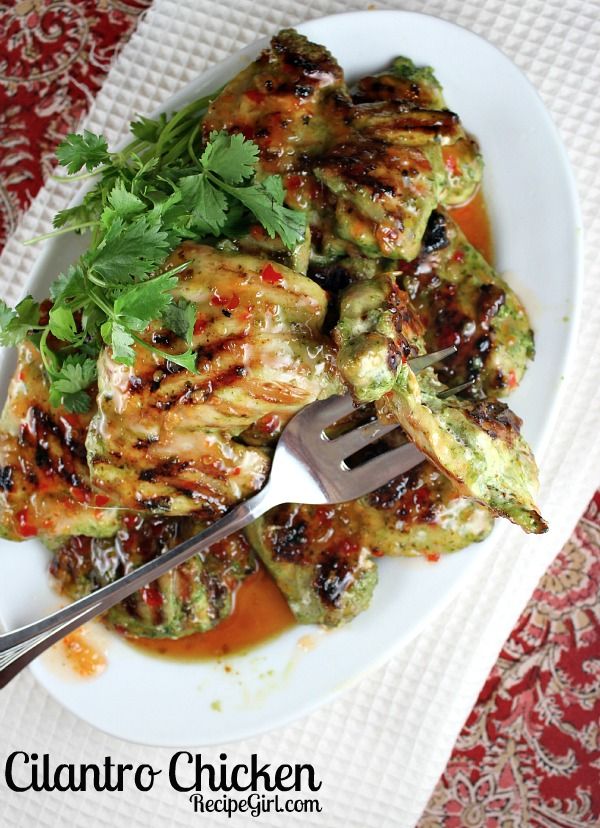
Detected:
left=0, top=1, right=599, bottom=826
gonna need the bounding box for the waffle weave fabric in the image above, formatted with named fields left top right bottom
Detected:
left=0, top=2, right=599, bottom=827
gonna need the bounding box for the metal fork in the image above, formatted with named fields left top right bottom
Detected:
left=0, top=346, right=457, bottom=688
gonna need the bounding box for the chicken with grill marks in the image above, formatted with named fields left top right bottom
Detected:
left=0, top=342, right=119, bottom=541
left=51, top=515, right=256, bottom=638
left=86, top=243, right=342, bottom=517
left=203, top=28, right=346, bottom=178
left=334, top=274, right=546, bottom=533
left=352, top=56, right=483, bottom=208
left=399, top=210, right=534, bottom=398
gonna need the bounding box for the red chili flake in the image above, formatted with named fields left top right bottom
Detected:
left=60, top=414, right=80, bottom=429
left=193, top=316, right=209, bottom=335
left=142, top=586, right=163, bottom=608
left=338, top=538, right=359, bottom=556
left=230, top=467, right=241, bottom=477
left=453, top=249, right=465, bottom=263
left=285, top=174, right=302, bottom=191
left=372, top=548, right=385, bottom=558
left=256, top=413, right=280, bottom=434
left=313, top=506, right=334, bottom=527
left=94, top=494, right=110, bottom=508
left=261, top=263, right=283, bottom=284
left=507, top=370, right=518, bottom=389
left=445, top=153, right=460, bottom=176
left=250, top=224, right=266, bottom=240
left=210, top=291, right=240, bottom=310
left=16, top=508, right=38, bottom=537
left=69, top=486, right=91, bottom=504
left=245, top=89, right=266, bottom=104
left=426, top=552, right=441, bottom=563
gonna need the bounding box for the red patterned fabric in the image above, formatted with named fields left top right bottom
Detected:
left=419, top=492, right=600, bottom=827
left=0, top=6, right=598, bottom=825
left=0, top=0, right=150, bottom=246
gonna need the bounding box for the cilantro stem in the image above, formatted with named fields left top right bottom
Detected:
left=51, top=169, right=107, bottom=182
left=187, top=124, right=201, bottom=167
left=87, top=288, right=114, bottom=320
left=87, top=272, right=109, bottom=288
left=24, top=221, right=100, bottom=246
left=39, top=328, right=58, bottom=376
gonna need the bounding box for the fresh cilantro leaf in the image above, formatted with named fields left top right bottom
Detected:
left=101, top=321, right=136, bottom=365
left=50, top=265, right=86, bottom=304
left=161, top=298, right=196, bottom=343
left=48, top=305, right=77, bottom=342
left=130, top=113, right=167, bottom=143
left=48, top=386, right=91, bottom=414
left=113, top=272, right=178, bottom=331
left=0, top=296, right=41, bottom=346
left=53, top=202, right=97, bottom=230
left=47, top=355, right=97, bottom=413
left=201, top=131, right=259, bottom=183
left=219, top=200, right=251, bottom=239
left=87, top=216, right=170, bottom=283
left=179, top=174, right=228, bottom=235
left=230, top=181, right=306, bottom=248
left=162, top=348, right=198, bottom=373
left=56, top=130, right=110, bottom=174
left=261, top=174, right=285, bottom=203
left=107, top=181, right=146, bottom=219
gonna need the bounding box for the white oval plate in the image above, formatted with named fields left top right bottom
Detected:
left=0, top=10, right=581, bottom=746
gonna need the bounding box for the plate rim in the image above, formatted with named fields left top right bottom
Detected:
left=0, top=8, right=583, bottom=746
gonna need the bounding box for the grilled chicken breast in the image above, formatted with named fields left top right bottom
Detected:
left=353, top=56, right=483, bottom=207
left=400, top=211, right=534, bottom=397
left=350, top=459, right=493, bottom=555
left=352, top=57, right=447, bottom=110
left=245, top=503, right=377, bottom=626
left=334, top=274, right=546, bottom=533
left=87, top=243, right=341, bottom=516
left=0, top=342, right=118, bottom=541
left=313, top=116, right=447, bottom=261
left=51, top=516, right=255, bottom=637
left=203, top=28, right=346, bottom=176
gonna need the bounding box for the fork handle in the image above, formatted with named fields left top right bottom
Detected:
left=0, top=487, right=277, bottom=689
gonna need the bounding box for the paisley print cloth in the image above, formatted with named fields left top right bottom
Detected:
left=419, top=492, right=600, bottom=827
left=0, top=4, right=597, bottom=825
left=0, top=0, right=150, bottom=245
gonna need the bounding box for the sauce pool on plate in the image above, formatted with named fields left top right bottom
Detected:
left=128, top=564, right=295, bottom=661
left=449, top=188, right=493, bottom=264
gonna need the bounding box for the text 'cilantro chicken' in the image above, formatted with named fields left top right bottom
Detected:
left=86, top=243, right=342, bottom=516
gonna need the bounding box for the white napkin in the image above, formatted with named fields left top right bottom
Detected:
left=0, top=1, right=599, bottom=826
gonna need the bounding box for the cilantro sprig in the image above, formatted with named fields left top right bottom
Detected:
left=0, top=95, right=306, bottom=411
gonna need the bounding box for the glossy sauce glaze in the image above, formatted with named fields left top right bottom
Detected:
left=129, top=188, right=492, bottom=662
